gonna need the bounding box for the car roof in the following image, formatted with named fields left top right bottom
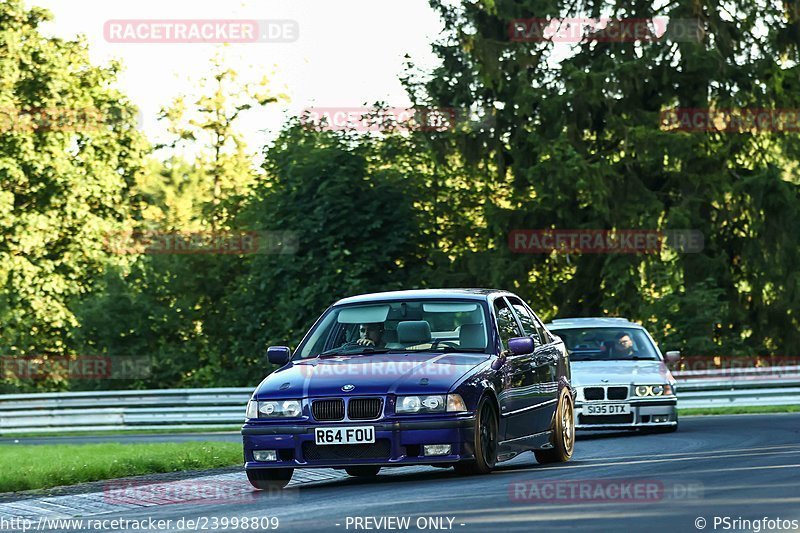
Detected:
left=334, top=288, right=508, bottom=306
left=545, top=317, right=642, bottom=329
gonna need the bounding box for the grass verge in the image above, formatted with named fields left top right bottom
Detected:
left=0, top=442, right=242, bottom=493
left=679, top=405, right=800, bottom=416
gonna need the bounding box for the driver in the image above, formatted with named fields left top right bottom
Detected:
left=611, top=332, right=635, bottom=356
left=355, top=322, right=384, bottom=347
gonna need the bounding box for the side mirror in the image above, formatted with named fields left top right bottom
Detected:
left=267, top=346, right=291, bottom=366
left=665, top=350, right=681, bottom=363
left=508, top=337, right=535, bottom=356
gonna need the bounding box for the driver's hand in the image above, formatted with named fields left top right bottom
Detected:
left=355, top=338, right=375, bottom=346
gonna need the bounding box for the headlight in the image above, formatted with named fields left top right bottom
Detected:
left=446, top=394, right=467, bottom=412
left=634, top=385, right=673, bottom=397
left=246, top=400, right=258, bottom=419
left=254, top=399, right=303, bottom=418
left=396, top=394, right=466, bottom=414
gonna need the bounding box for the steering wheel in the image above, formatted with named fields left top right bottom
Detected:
left=338, top=340, right=372, bottom=349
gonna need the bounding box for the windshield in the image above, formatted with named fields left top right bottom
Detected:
left=296, top=299, right=490, bottom=359
left=549, top=327, right=659, bottom=361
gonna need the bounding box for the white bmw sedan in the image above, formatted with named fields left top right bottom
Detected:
left=546, top=317, right=679, bottom=432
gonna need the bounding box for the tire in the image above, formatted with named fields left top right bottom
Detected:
left=534, top=387, right=575, bottom=464
left=345, top=466, right=381, bottom=477
left=246, top=468, right=293, bottom=490
left=454, top=396, right=498, bottom=475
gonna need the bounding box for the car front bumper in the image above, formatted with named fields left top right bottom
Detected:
left=575, top=398, right=678, bottom=430
left=242, top=416, right=476, bottom=470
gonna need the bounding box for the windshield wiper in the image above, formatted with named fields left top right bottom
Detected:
left=317, top=347, right=392, bottom=358
left=406, top=346, right=485, bottom=353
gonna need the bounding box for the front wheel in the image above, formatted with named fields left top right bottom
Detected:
left=345, top=466, right=381, bottom=477
left=534, top=387, right=575, bottom=464
left=454, top=396, right=498, bottom=475
left=246, top=468, right=293, bottom=490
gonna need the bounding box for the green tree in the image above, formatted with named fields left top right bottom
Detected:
left=0, top=0, right=146, bottom=387
left=71, top=55, right=285, bottom=389
left=219, top=121, right=429, bottom=378
left=406, top=0, right=800, bottom=355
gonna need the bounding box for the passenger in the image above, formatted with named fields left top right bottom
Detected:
left=611, top=332, right=635, bottom=357
left=355, top=323, right=384, bottom=347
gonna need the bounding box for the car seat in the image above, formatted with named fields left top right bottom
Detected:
left=459, top=323, right=486, bottom=350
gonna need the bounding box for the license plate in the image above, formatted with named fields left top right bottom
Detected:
left=314, top=426, right=375, bottom=445
left=584, top=403, right=631, bottom=415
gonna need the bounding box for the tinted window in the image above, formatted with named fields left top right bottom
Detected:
left=297, top=299, right=489, bottom=358
left=532, top=315, right=550, bottom=344
left=493, top=298, right=522, bottom=349
left=508, top=298, right=541, bottom=345
left=548, top=327, right=658, bottom=361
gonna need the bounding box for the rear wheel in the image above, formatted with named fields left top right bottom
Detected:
left=246, top=468, right=293, bottom=490
left=345, top=466, right=381, bottom=477
left=534, top=387, right=575, bottom=464
left=454, top=396, right=498, bottom=475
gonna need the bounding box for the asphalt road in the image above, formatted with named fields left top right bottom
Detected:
left=3, top=413, right=800, bottom=533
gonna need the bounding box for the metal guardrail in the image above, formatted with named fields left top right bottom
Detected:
left=672, top=366, right=800, bottom=409
left=0, top=388, right=252, bottom=435
left=1, top=367, right=798, bottom=434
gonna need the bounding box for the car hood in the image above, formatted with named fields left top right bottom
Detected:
left=254, top=352, right=491, bottom=399
left=570, top=360, right=675, bottom=387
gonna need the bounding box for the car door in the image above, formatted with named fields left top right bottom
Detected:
left=505, top=297, right=560, bottom=435
left=493, top=296, right=541, bottom=440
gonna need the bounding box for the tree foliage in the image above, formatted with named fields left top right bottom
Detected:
left=2, top=0, right=799, bottom=392
left=0, top=0, right=146, bottom=386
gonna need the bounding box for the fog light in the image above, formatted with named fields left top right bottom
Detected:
left=253, top=450, right=277, bottom=462
left=423, top=444, right=452, bottom=456
left=653, top=415, right=669, bottom=423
